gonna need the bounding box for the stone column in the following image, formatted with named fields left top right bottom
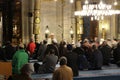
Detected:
left=115, top=5, right=120, bottom=39
left=33, top=0, right=41, bottom=42
left=75, top=0, right=83, bottom=41
left=61, top=0, right=64, bottom=41
left=22, top=0, right=29, bottom=43
left=28, top=0, right=34, bottom=40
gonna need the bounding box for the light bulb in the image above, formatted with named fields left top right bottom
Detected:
left=101, top=16, right=104, bottom=20
left=114, top=1, right=118, bottom=6
left=54, top=0, right=57, bottom=1
left=70, top=0, right=74, bottom=3
left=91, top=17, right=94, bottom=21
left=85, top=0, right=89, bottom=4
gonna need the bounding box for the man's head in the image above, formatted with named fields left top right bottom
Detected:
left=49, top=49, right=55, bottom=54
left=19, top=43, right=24, bottom=49
left=20, top=63, right=34, bottom=75
left=67, top=44, right=73, bottom=51
left=59, top=56, right=67, bottom=66
left=43, top=40, right=47, bottom=44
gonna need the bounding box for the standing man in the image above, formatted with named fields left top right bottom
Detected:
left=12, top=43, right=29, bottom=74
left=27, top=38, right=36, bottom=58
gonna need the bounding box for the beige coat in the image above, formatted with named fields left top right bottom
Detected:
left=52, top=65, right=73, bottom=80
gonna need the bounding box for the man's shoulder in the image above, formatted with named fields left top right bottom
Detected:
left=47, top=54, right=58, bottom=60
left=58, top=65, right=72, bottom=70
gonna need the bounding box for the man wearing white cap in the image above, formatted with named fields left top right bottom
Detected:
left=47, top=33, right=57, bottom=44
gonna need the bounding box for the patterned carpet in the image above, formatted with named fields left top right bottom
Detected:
left=32, top=64, right=120, bottom=80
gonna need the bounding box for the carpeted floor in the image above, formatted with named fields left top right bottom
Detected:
left=74, top=75, right=120, bottom=80
left=32, top=64, right=120, bottom=80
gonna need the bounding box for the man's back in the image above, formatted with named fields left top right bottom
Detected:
left=12, top=49, right=28, bottom=74
left=52, top=56, right=73, bottom=80
left=53, top=65, right=73, bottom=80
left=43, top=54, right=58, bottom=73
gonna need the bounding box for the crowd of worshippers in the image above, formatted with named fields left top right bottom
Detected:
left=0, top=38, right=120, bottom=77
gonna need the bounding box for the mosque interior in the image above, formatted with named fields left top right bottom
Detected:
left=0, top=0, right=120, bottom=44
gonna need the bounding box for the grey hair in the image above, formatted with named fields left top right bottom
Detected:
left=20, top=63, right=34, bottom=75
left=59, top=56, right=67, bottom=66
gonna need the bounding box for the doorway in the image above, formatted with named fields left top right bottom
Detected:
left=2, top=0, right=22, bottom=44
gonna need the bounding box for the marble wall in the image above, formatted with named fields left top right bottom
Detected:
left=22, top=0, right=75, bottom=43
left=21, top=0, right=118, bottom=44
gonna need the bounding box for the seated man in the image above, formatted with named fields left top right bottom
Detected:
left=8, top=63, right=34, bottom=80
left=12, top=43, right=29, bottom=74
left=34, top=49, right=58, bottom=74
left=52, top=56, right=73, bottom=80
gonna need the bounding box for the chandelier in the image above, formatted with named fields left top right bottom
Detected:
left=74, top=0, right=120, bottom=20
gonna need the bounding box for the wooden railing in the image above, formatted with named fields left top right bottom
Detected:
left=0, top=61, right=12, bottom=80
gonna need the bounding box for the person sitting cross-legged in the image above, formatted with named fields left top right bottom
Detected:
left=52, top=56, right=73, bottom=80
left=12, top=43, right=29, bottom=74
left=34, top=49, right=58, bottom=74
left=8, top=63, right=34, bottom=80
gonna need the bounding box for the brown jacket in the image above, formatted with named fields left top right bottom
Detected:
left=52, top=65, right=73, bottom=80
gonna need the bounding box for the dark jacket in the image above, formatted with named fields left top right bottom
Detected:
left=93, top=49, right=103, bottom=69
left=65, top=51, right=79, bottom=76
left=35, top=53, right=58, bottom=74
left=45, top=44, right=59, bottom=57
left=99, top=45, right=111, bottom=65
left=113, top=44, right=120, bottom=66
left=73, top=47, right=89, bottom=70
left=4, top=44, right=16, bottom=60
left=42, top=54, right=58, bottom=73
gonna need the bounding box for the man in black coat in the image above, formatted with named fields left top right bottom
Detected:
left=73, top=44, right=89, bottom=70
left=4, top=41, right=16, bottom=60
left=113, top=42, right=120, bottom=67
left=65, top=44, right=79, bottom=76
left=99, top=41, right=111, bottom=66
left=44, top=40, right=59, bottom=58
left=92, top=45, right=103, bottom=70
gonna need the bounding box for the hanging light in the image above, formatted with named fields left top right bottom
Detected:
left=85, top=0, right=89, bottom=5
left=74, top=0, right=120, bottom=21
left=91, top=17, right=94, bottom=21
left=70, top=26, right=74, bottom=39
left=101, top=15, right=104, bottom=20
left=70, top=0, right=74, bottom=3
left=114, top=0, right=118, bottom=6
left=45, top=25, right=50, bottom=39
left=70, top=26, right=74, bottom=34
left=99, top=0, right=103, bottom=5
